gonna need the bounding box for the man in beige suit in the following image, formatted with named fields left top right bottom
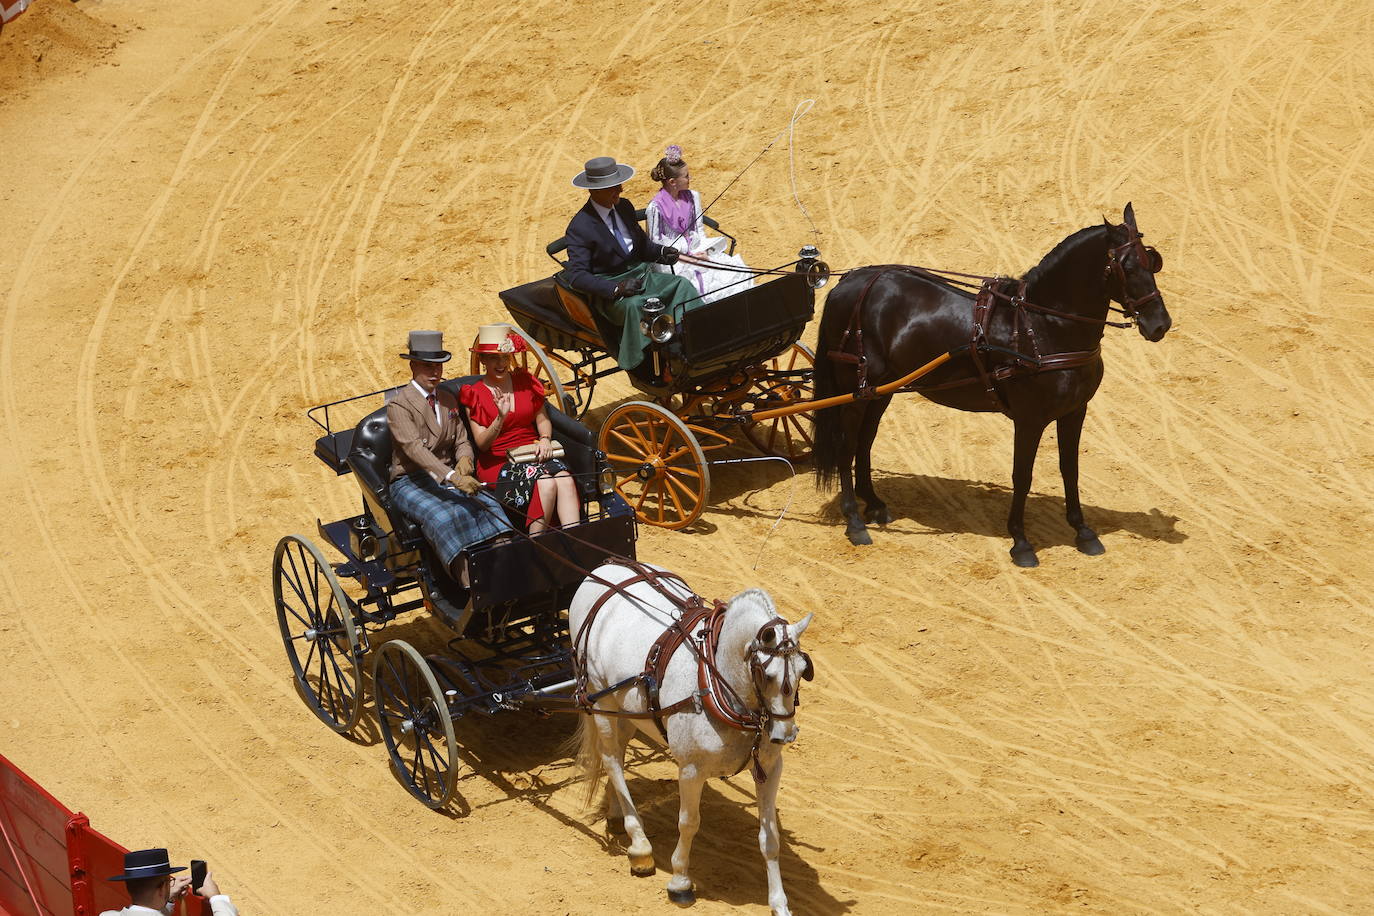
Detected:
left=387, top=330, right=511, bottom=583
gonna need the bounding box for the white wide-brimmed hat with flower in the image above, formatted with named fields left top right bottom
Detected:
left=470, top=324, right=527, bottom=354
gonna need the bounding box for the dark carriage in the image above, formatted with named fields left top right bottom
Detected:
left=273, top=376, right=636, bottom=808
left=491, top=212, right=830, bottom=529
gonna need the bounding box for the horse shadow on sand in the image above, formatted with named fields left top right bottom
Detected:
left=701, top=461, right=1184, bottom=555
left=370, top=678, right=850, bottom=911
left=838, top=471, right=1186, bottom=552
left=610, top=764, right=854, bottom=914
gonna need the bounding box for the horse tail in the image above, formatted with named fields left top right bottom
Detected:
left=564, top=713, right=606, bottom=808
left=811, top=282, right=852, bottom=491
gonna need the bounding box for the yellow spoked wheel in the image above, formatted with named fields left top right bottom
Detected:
left=599, top=401, right=710, bottom=530
left=743, top=343, right=816, bottom=462
left=467, top=324, right=570, bottom=412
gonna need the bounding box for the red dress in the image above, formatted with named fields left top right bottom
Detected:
left=460, top=371, right=549, bottom=519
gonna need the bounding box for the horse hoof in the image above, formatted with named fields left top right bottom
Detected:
left=864, top=506, right=891, bottom=525
left=630, top=854, right=656, bottom=877
left=667, top=886, right=696, bottom=906
left=1010, top=546, right=1039, bottom=568
left=846, top=527, right=872, bottom=546
left=606, top=816, right=625, bottom=836
left=1076, top=536, right=1105, bottom=556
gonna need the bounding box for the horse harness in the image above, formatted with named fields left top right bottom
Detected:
left=572, top=560, right=813, bottom=783
left=826, top=228, right=1162, bottom=412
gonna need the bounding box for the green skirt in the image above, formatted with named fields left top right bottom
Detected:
left=594, top=265, right=703, bottom=371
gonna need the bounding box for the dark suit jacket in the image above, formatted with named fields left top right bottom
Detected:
left=563, top=197, right=673, bottom=299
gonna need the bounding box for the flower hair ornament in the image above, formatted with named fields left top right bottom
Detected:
left=664, top=144, right=684, bottom=163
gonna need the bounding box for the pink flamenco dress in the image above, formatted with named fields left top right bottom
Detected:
left=645, top=187, right=752, bottom=304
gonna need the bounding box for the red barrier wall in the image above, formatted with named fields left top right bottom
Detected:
left=0, top=753, right=207, bottom=916
left=0, top=0, right=33, bottom=27
left=0, top=751, right=69, bottom=916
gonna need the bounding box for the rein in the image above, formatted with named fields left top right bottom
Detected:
left=826, top=230, right=1160, bottom=409
left=571, top=560, right=808, bottom=783
left=660, top=99, right=816, bottom=255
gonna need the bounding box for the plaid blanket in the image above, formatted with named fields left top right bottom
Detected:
left=390, top=475, right=512, bottom=567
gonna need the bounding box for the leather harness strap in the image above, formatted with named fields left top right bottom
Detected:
left=825, top=267, right=892, bottom=396
left=827, top=268, right=1108, bottom=412
left=572, top=561, right=777, bottom=780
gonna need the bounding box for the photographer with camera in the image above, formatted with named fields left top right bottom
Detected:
left=102, top=848, right=239, bottom=916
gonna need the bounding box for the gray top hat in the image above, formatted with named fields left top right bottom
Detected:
left=399, top=329, right=452, bottom=363
left=572, top=156, right=635, bottom=190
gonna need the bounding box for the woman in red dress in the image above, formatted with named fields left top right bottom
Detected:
left=461, top=327, right=580, bottom=532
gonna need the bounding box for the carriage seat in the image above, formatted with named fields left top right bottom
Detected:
left=345, top=402, right=425, bottom=549
left=346, top=378, right=599, bottom=551
left=543, top=209, right=731, bottom=265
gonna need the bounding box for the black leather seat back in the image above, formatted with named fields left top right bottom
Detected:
left=346, top=401, right=423, bottom=548
left=346, top=377, right=600, bottom=559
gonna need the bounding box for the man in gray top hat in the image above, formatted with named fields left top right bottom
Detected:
left=563, top=155, right=700, bottom=372
left=386, top=330, right=512, bottom=585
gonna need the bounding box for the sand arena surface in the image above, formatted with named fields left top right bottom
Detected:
left=2, top=0, right=1373, bottom=912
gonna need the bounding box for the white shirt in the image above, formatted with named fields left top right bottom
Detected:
left=100, top=896, right=236, bottom=916
left=590, top=200, right=633, bottom=254
left=410, top=380, right=443, bottom=426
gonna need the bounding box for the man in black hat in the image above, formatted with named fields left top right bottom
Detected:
left=563, top=155, right=700, bottom=371
left=102, top=848, right=238, bottom=915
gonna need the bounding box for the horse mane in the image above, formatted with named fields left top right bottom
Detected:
left=1020, top=223, right=1111, bottom=286
left=728, top=588, right=776, bottom=622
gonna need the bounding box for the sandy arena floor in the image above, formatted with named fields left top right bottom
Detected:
left=2, top=0, right=1372, bottom=913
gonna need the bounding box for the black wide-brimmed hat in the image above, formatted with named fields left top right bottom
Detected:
left=572, top=156, right=635, bottom=190
left=107, top=848, right=186, bottom=882
left=399, top=329, right=452, bottom=363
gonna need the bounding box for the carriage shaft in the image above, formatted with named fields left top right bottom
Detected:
left=749, top=350, right=954, bottom=420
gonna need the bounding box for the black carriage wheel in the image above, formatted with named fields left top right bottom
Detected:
left=743, top=343, right=817, bottom=462
left=372, top=640, right=459, bottom=809
left=273, top=534, right=363, bottom=733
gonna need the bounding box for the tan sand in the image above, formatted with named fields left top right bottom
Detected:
left=2, top=0, right=1371, bottom=912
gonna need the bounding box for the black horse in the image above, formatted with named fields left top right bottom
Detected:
left=811, top=204, right=1171, bottom=566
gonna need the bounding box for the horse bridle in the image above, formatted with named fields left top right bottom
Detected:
left=572, top=561, right=814, bottom=782
left=1104, top=221, right=1164, bottom=322
left=745, top=617, right=814, bottom=723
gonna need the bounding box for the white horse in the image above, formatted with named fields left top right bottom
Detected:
left=567, top=561, right=815, bottom=915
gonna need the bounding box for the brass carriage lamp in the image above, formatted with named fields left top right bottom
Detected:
left=638, top=297, right=675, bottom=344
left=638, top=297, right=675, bottom=378
left=797, top=245, right=830, bottom=288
